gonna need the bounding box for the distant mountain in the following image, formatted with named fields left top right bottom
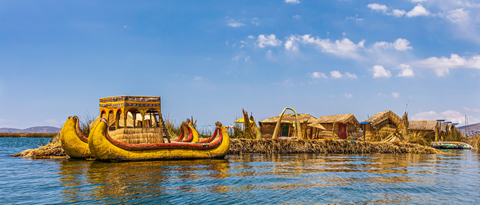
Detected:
left=457, top=122, right=480, bottom=137
left=0, top=126, right=60, bottom=133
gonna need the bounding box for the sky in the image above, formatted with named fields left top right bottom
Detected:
left=0, top=0, right=479, bottom=129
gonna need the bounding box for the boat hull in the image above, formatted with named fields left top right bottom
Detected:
left=88, top=119, right=230, bottom=161
left=60, top=116, right=92, bottom=158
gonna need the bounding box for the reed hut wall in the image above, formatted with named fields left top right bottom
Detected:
left=310, top=114, right=360, bottom=139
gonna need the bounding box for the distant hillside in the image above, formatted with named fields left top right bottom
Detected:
left=0, top=126, right=60, bottom=133
left=457, top=122, right=480, bottom=137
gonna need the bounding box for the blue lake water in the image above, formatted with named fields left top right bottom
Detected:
left=1, top=137, right=480, bottom=204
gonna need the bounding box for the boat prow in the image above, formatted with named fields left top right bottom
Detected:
left=60, top=116, right=93, bottom=158
left=88, top=119, right=230, bottom=161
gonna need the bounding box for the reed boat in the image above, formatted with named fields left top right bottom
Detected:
left=88, top=119, right=230, bottom=161
left=60, top=116, right=93, bottom=158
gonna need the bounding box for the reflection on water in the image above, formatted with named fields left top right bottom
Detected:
left=1, top=138, right=480, bottom=204
left=55, top=151, right=480, bottom=204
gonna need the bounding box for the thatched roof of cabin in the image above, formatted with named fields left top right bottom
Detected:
left=408, top=121, right=437, bottom=131
left=259, top=113, right=316, bottom=124
left=365, top=110, right=402, bottom=127
left=307, top=123, right=326, bottom=130
left=313, top=114, right=359, bottom=124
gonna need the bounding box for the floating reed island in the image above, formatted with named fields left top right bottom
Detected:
left=228, top=139, right=443, bottom=155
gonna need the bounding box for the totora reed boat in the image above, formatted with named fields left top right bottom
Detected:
left=88, top=119, right=230, bottom=161
left=60, top=95, right=229, bottom=161
left=60, top=116, right=93, bottom=158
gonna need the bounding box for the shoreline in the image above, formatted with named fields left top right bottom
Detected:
left=0, top=133, right=57, bottom=138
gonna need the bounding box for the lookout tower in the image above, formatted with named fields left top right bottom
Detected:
left=99, top=96, right=161, bottom=130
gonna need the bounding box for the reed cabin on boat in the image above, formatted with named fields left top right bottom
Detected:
left=99, top=96, right=161, bottom=129
left=99, top=96, right=164, bottom=143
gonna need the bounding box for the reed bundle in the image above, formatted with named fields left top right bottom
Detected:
left=228, top=139, right=443, bottom=155
left=10, top=133, right=66, bottom=158
left=109, top=128, right=164, bottom=144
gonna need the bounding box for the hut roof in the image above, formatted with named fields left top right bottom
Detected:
left=365, top=110, right=402, bottom=127
left=408, top=121, right=437, bottom=131
left=313, top=114, right=359, bottom=124
left=307, top=123, right=326, bottom=130
left=259, top=113, right=316, bottom=124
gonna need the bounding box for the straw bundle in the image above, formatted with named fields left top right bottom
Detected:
left=228, top=139, right=443, bottom=154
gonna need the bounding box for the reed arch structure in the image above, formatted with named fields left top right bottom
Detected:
left=272, top=107, right=304, bottom=140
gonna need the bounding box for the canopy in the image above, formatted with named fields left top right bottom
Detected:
left=234, top=118, right=254, bottom=123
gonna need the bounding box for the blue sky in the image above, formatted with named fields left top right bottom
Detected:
left=0, top=0, right=479, bottom=129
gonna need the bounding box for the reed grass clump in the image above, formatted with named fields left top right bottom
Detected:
left=10, top=133, right=66, bottom=158
left=228, top=139, right=443, bottom=155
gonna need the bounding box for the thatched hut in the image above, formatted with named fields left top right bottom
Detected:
left=363, top=110, right=402, bottom=141
left=408, top=121, right=437, bottom=140
left=259, top=113, right=316, bottom=138
left=408, top=120, right=460, bottom=141
left=309, top=114, right=359, bottom=139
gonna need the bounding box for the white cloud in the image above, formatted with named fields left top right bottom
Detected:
left=413, top=54, right=480, bottom=76
left=292, top=15, right=301, bottom=19
left=391, top=92, right=400, bottom=98
left=245, top=56, right=250, bottom=61
left=393, top=38, right=413, bottom=50
left=373, top=38, right=413, bottom=51
left=282, top=79, right=294, bottom=86
left=392, top=9, right=407, bottom=17
left=251, top=18, right=260, bottom=25
left=446, top=8, right=469, bottom=23
left=372, top=65, right=392, bottom=78
left=227, top=19, right=245, bottom=27
left=286, top=0, right=300, bottom=4
left=406, top=4, right=430, bottom=17
left=464, top=106, right=480, bottom=113
left=311, top=72, right=328, bottom=79
left=411, top=0, right=427, bottom=3
left=367, top=3, right=388, bottom=12
left=193, top=76, right=202, bottom=80
left=344, top=72, right=358, bottom=78
left=346, top=14, right=364, bottom=21
left=285, top=35, right=365, bottom=59
left=247, top=35, right=254, bottom=39
left=256, top=34, right=282, bottom=48
left=412, top=110, right=480, bottom=125
left=344, top=93, right=353, bottom=98
left=232, top=55, right=241, bottom=61
left=331, top=71, right=343, bottom=79
left=397, top=64, right=414, bottom=77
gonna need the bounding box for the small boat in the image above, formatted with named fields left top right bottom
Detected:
left=431, top=141, right=473, bottom=149
left=88, top=119, right=230, bottom=161
left=60, top=116, right=93, bottom=158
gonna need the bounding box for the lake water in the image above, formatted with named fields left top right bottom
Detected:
left=1, top=137, right=480, bottom=204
